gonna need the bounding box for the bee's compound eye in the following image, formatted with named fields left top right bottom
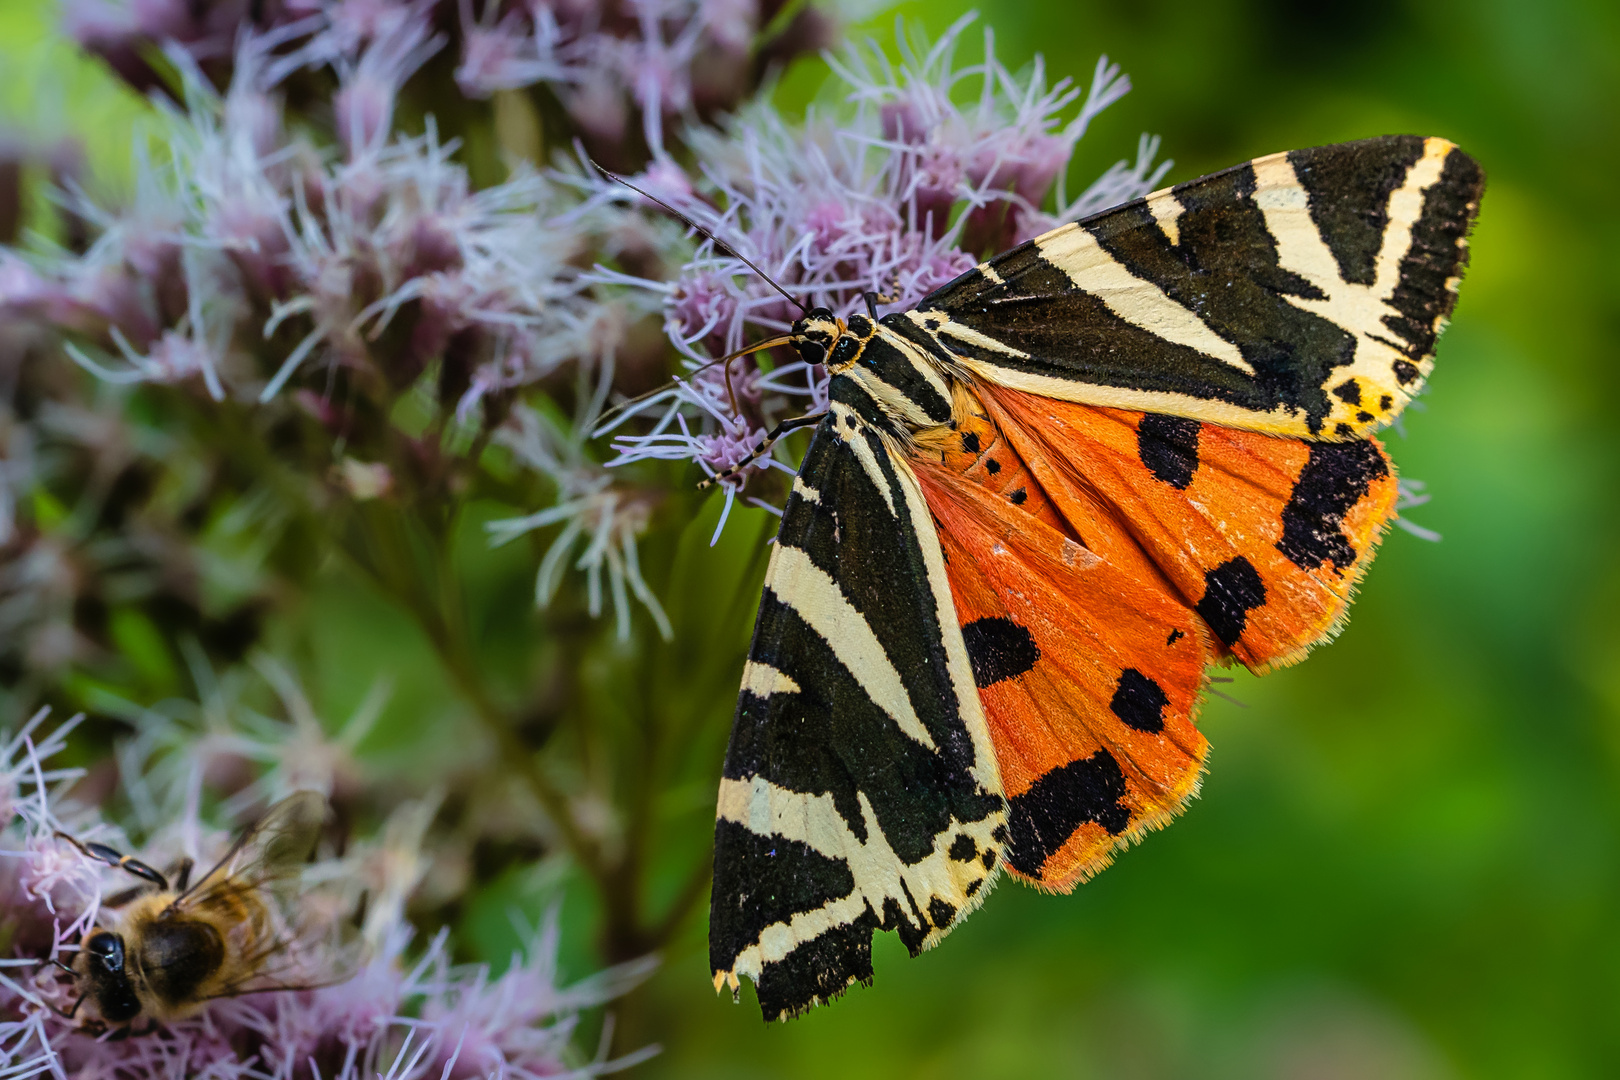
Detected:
left=87, top=931, right=125, bottom=970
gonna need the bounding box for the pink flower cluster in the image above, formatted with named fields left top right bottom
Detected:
left=0, top=707, right=655, bottom=1080
left=1, top=28, right=628, bottom=417
left=593, top=15, right=1170, bottom=536
left=63, top=0, right=829, bottom=164
left=455, top=0, right=833, bottom=158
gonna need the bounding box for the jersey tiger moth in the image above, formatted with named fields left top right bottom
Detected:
left=704, top=134, right=1485, bottom=1021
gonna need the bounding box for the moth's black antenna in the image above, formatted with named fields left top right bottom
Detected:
left=590, top=160, right=810, bottom=317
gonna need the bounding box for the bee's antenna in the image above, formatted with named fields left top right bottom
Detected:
left=591, top=160, right=810, bottom=317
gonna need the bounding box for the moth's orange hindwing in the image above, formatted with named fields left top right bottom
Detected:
left=912, top=395, right=1213, bottom=889
left=980, top=385, right=1399, bottom=672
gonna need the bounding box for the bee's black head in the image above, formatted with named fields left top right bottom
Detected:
left=790, top=307, right=840, bottom=366
left=82, top=929, right=143, bottom=1024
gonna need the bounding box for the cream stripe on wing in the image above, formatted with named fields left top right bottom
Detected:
left=913, top=313, right=1031, bottom=359
left=1251, top=138, right=1454, bottom=426
left=740, top=661, right=800, bottom=699
left=1144, top=187, right=1186, bottom=247
left=715, top=776, right=1005, bottom=989
left=1252, top=139, right=1452, bottom=340
left=791, top=476, right=821, bottom=505
left=765, top=544, right=936, bottom=751
left=876, top=326, right=954, bottom=407
left=885, top=450, right=1003, bottom=793
left=830, top=402, right=896, bottom=516
left=1033, top=224, right=1256, bottom=376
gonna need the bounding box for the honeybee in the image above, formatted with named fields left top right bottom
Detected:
left=50, top=791, right=330, bottom=1034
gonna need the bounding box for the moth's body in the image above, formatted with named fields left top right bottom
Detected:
left=709, top=136, right=1484, bottom=1021
left=72, top=886, right=268, bottom=1028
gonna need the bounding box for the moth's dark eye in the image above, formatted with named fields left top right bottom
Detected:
left=794, top=338, right=827, bottom=365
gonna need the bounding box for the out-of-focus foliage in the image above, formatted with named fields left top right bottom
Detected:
left=2, top=0, right=1617, bottom=1077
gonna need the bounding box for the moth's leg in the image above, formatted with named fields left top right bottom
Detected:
left=53, top=833, right=168, bottom=890
left=699, top=413, right=826, bottom=489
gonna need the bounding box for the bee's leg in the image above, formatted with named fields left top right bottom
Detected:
left=53, top=832, right=168, bottom=890
left=106, top=1024, right=134, bottom=1042
left=41, top=992, right=85, bottom=1021
left=172, top=856, right=194, bottom=894
left=696, top=412, right=826, bottom=490
left=104, top=884, right=146, bottom=908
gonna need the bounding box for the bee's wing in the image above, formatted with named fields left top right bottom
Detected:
left=202, top=934, right=368, bottom=1000
left=164, top=791, right=327, bottom=918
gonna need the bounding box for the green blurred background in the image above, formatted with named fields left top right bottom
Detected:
left=5, top=0, right=1619, bottom=1076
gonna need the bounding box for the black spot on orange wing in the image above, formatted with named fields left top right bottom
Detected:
left=1137, top=413, right=1200, bottom=489
left=1196, top=557, right=1267, bottom=646
left=1109, top=669, right=1169, bottom=734
left=985, top=458, right=1001, bottom=475
left=962, top=617, right=1040, bottom=687
left=1005, top=752, right=1131, bottom=876
left=1008, top=487, right=1028, bottom=505
left=1276, top=440, right=1390, bottom=574
left=960, top=431, right=980, bottom=454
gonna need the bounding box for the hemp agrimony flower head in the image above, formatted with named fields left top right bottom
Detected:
left=594, top=14, right=1170, bottom=538
left=36, top=28, right=617, bottom=415
left=65, top=0, right=831, bottom=162
left=0, top=707, right=655, bottom=1080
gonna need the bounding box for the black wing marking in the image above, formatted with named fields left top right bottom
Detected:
left=910, top=135, right=1483, bottom=439
left=710, top=379, right=1006, bottom=1022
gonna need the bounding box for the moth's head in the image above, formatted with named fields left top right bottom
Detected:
left=790, top=308, right=842, bottom=367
